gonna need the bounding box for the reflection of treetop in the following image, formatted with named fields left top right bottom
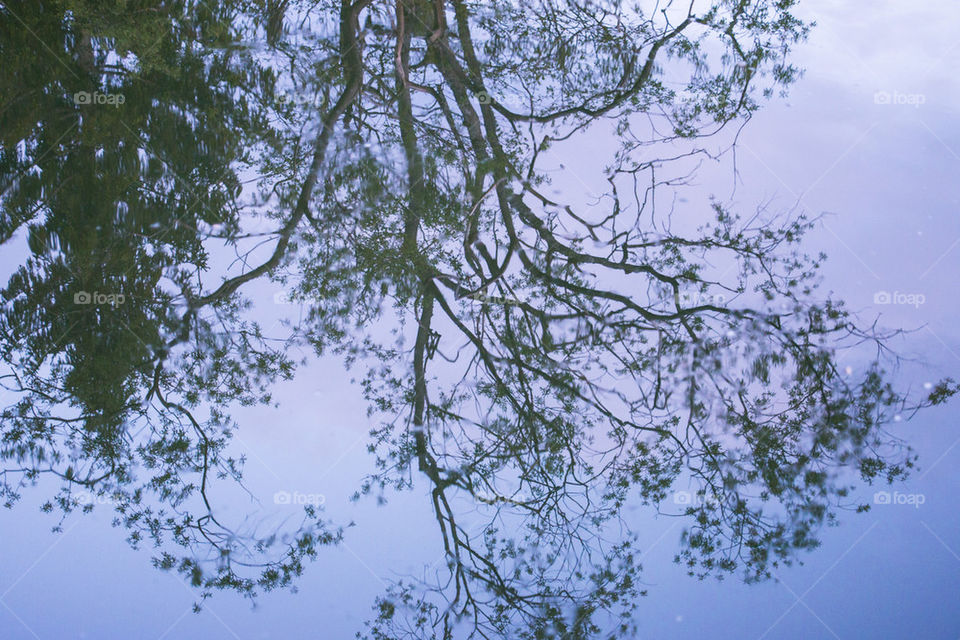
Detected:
left=0, top=1, right=955, bottom=638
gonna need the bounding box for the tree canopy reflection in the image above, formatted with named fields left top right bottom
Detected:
left=0, top=0, right=955, bottom=637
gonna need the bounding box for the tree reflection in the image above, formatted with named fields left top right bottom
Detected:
left=0, top=0, right=955, bottom=637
